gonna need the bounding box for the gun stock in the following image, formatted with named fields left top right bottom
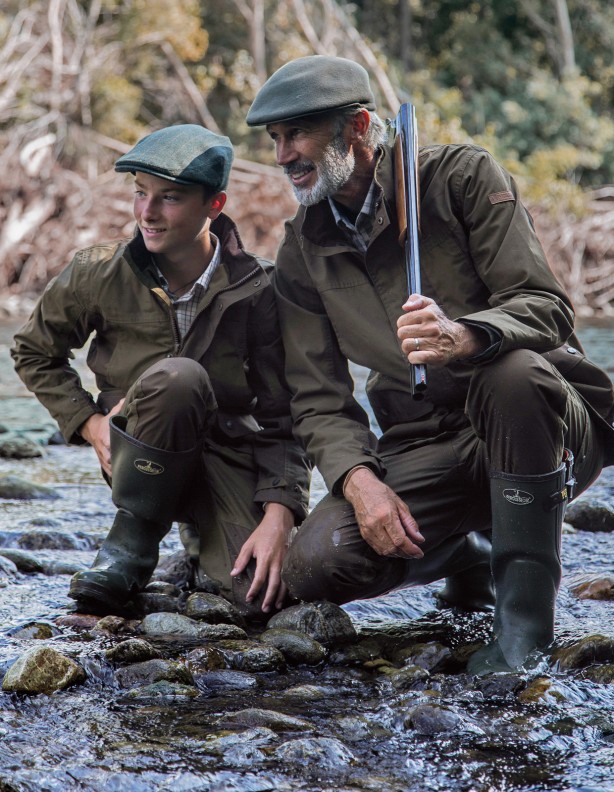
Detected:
left=393, top=103, right=427, bottom=399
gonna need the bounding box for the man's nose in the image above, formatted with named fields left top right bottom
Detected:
left=276, top=138, right=296, bottom=166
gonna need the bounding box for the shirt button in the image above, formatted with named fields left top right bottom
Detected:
left=377, top=217, right=383, bottom=225
left=566, top=347, right=578, bottom=355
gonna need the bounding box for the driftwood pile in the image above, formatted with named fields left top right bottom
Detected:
left=1, top=135, right=613, bottom=319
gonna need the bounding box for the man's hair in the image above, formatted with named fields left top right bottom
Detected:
left=332, top=107, right=388, bottom=150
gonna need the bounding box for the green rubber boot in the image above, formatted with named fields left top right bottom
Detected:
left=69, top=416, right=201, bottom=612
left=467, top=463, right=569, bottom=675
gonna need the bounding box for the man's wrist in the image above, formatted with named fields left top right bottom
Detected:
left=342, top=465, right=375, bottom=498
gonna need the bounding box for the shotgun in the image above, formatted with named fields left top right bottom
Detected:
left=392, top=103, right=427, bottom=399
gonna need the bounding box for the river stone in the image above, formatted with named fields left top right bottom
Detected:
left=0, top=474, right=58, bottom=499
left=194, top=669, right=260, bottom=692
left=17, top=529, right=92, bottom=551
left=215, top=639, right=285, bottom=672
left=0, top=435, right=43, bottom=458
left=219, top=707, right=314, bottom=732
left=203, top=727, right=277, bottom=756
left=7, top=621, right=60, bottom=640
left=55, top=613, right=102, bottom=631
left=184, top=592, right=245, bottom=625
left=123, top=680, right=199, bottom=700
left=142, top=581, right=182, bottom=597
left=552, top=634, right=614, bottom=669
left=583, top=664, right=614, bottom=684
left=390, top=641, right=456, bottom=673
left=267, top=601, right=358, bottom=647
left=186, top=645, right=226, bottom=672
left=151, top=549, right=198, bottom=588
left=133, top=592, right=183, bottom=616
left=0, top=554, right=19, bottom=579
left=568, top=573, right=614, bottom=600
left=0, top=548, right=44, bottom=573
left=385, top=664, right=430, bottom=691
left=565, top=498, right=614, bottom=532
left=517, top=676, right=567, bottom=704
left=281, top=684, right=333, bottom=700
left=45, top=559, right=87, bottom=575
left=140, top=611, right=203, bottom=637
left=404, top=703, right=462, bottom=734
left=105, top=638, right=162, bottom=664
left=274, top=737, right=355, bottom=770
left=259, top=628, right=328, bottom=666
left=115, top=658, right=194, bottom=688
left=2, top=645, right=86, bottom=694
left=93, top=615, right=138, bottom=635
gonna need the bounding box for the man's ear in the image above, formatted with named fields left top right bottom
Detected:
left=209, top=192, right=227, bottom=217
left=349, top=108, right=370, bottom=142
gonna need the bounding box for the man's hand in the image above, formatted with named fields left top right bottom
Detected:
left=230, top=503, right=294, bottom=612
left=343, top=467, right=424, bottom=558
left=79, top=399, right=125, bottom=477
left=397, top=295, right=486, bottom=367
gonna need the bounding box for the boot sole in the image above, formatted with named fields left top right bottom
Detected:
left=68, top=578, right=129, bottom=612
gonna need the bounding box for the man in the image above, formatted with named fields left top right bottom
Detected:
left=11, top=124, right=310, bottom=618
left=246, top=55, right=614, bottom=673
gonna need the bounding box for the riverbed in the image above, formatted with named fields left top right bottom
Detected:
left=1, top=317, right=613, bottom=792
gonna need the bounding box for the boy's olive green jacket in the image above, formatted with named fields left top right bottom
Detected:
left=12, top=214, right=310, bottom=520
left=274, top=143, right=614, bottom=494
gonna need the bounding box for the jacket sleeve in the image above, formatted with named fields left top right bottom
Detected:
left=10, top=251, right=101, bottom=444
left=274, top=228, right=384, bottom=495
left=245, top=273, right=312, bottom=522
left=447, top=147, right=575, bottom=351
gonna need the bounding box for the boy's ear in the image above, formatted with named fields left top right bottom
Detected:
left=209, top=192, right=227, bottom=217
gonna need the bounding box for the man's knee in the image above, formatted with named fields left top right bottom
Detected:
left=135, top=358, right=215, bottom=420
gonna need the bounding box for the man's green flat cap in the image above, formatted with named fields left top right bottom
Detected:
left=246, top=55, right=376, bottom=126
left=115, top=124, right=233, bottom=192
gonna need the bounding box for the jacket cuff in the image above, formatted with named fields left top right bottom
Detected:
left=254, top=487, right=309, bottom=523
left=63, top=405, right=103, bottom=446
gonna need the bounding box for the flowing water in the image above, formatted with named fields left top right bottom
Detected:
left=0, top=317, right=613, bottom=792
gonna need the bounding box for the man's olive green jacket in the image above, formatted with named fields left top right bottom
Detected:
left=12, top=214, right=310, bottom=520
left=274, top=143, right=614, bottom=494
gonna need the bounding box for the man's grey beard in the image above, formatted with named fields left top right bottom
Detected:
left=288, top=134, right=356, bottom=206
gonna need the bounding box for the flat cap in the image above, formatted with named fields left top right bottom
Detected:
left=246, top=55, right=376, bottom=126
left=115, top=124, right=233, bottom=192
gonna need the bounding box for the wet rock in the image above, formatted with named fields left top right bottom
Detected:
left=186, top=645, right=226, bottom=672
left=517, top=676, right=567, bottom=704
left=583, top=665, right=614, bottom=684
left=2, top=645, right=86, bottom=694
left=55, top=613, right=101, bottom=631
left=329, top=636, right=390, bottom=666
left=390, top=641, right=456, bottom=674
left=0, top=554, right=19, bottom=580
left=7, top=621, right=60, bottom=640
left=0, top=548, right=44, bottom=573
left=105, top=638, right=162, bottom=664
left=194, top=669, right=260, bottom=692
left=143, top=581, right=182, bottom=597
left=281, top=684, right=334, bottom=700
left=139, top=611, right=246, bottom=640
left=403, top=703, right=462, bottom=735
left=274, top=737, right=356, bottom=770
left=219, top=707, right=314, bottom=732
left=151, top=549, right=195, bottom=588
left=203, top=727, right=277, bottom=757
left=133, top=591, right=183, bottom=616
left=335, top=714, right=392, bottom=742
left=568, top=573, right=614, bottom=600
left=552, top=634, right=614, bottom=669
left=93, top=615, right=138, bottom=635
left=473, top=674, right=527, bottom=699
left=383, top=664, right=430, bottom=691
left=0, top=435, right=44, bottom=459
left=259, top=628, right=328, bottom=666
left=115, top=657, right=194, bottom=689
left=45, top=559, right=87, bottom=575
left=565, top=498, right=614, bottom=533
left=267, top=601, right=358, bottom=647
left=123, top=680, right=199, bottom=700
left=184, top=592, right=245, bottom=625
left=215, top=639, right=285, bottom=672
left=0, top=474, right=58, bottom=499
left=17, top=529, right=95, bottom=551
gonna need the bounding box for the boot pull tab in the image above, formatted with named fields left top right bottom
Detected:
left=547, top=450, right=576, bottom=510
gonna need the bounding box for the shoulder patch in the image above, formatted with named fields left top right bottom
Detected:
left=489, top=190, right=515, bottom=205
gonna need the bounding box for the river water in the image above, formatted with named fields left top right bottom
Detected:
left=0, top=317, right=613, bottom=792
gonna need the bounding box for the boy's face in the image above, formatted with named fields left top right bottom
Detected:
left=133, top=172, right=220, bottom=263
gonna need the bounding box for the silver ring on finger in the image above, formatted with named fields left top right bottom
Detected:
left=414, top=337, right=420, bottom=351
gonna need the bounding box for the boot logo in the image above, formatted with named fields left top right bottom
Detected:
left=502, top=488, right=534, bottom=505
left=134, top=459, right=165, bottom=475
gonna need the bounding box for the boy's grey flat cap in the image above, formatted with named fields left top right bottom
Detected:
left=246, top=55, right=376, bottom=126
left=115, top=124, right=233, bottom=192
